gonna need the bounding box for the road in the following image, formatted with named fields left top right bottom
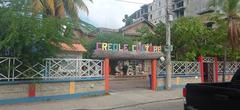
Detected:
left=113, top=99, right=184, bottom=110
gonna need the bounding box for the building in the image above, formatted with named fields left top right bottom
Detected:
left=129, top=0, right=166, bottom=25
left=59, top=43, right=87, bottom=59
left=148, top=0, right=166, bottom=25
left=130, top=4, right=149, bottom=23
left=128, top=0, right=215, bottom=25
left=172, top=0, right=213, bottom=19
left=120, top=19, right=155, bottom=37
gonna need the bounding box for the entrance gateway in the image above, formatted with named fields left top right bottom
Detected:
left=92, top=42, right=163, bottom=92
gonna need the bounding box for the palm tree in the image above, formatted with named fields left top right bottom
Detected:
left=32, top=0, right=92, bottom=19
left=209, top=0, right=240, bottom=48
left=208, top=0, right=240, bottom=81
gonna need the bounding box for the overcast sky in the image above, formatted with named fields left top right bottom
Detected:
left=79, top=0, right=153, bottom=29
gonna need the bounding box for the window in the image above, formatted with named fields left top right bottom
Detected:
left=150, top=14, right=152, bottom=19
left=150, top=6, right=152, bottom=11
left=177, top=2, right=184, bottom=8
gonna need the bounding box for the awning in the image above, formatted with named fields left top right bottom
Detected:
left=92, top=50, right=163, bottom=60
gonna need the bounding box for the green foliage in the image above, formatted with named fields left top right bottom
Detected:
left=81, top=33, right=135, bottom=58
left=122, top=14, right=133, bottom=26
left=171, top=17, right=211, bottom=60
left=0, top=0, right=73, bottom=64
left=138, top=22, right=166, bottom=45
left=139, top=17, right=229, bottom=61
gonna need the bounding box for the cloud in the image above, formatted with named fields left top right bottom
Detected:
left=80, top=0, right=153, bottom=29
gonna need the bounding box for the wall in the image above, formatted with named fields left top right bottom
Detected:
left=0, top=78, right=105, bottom=105
left=185, top=0, right=210, bottom=16
left=157, top=75, right=201, bottom=90
left=218, top=74, right=234, bottom=82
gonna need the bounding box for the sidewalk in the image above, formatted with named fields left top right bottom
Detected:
left=0, top=89, right=183, bottom=110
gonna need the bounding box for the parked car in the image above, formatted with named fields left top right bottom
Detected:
left=183, top=68, right=240, bottom=110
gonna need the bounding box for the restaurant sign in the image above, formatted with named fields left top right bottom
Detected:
left=95, top=42, right=161, bottom=53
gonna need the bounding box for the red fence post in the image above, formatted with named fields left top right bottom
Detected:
left=104, top=58, right=110, bottom=94
left=28, top=84, right=36, bottom=97
left=198, top=56, right=204, bottom=83
left=151, top=59, right=157, bottom=91
left=214, top=57, right=219, bottom=82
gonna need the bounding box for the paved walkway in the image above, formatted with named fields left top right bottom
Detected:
left=0, top=89, right=182, bottom=110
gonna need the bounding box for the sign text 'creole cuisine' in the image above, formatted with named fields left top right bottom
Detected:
left=95, top=42, right=161, bottom=53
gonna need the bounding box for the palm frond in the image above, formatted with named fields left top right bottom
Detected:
left=75, top=0, right=91, bottom=15
left=32, top=0, right=43, bottom=13
left=55, top=0, right=65, bottom=18
left=46, top=0, right=56, bottom=16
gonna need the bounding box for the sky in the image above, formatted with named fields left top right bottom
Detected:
left=79, top=0, right=153, bottom=29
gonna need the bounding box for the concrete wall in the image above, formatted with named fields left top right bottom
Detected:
left=157, top=75, right=201, bottom=90
left=218, top=74, right=234, bottom=82
left=0, top=79, right=105, bottom=105
left=0, top=84, right=29, bottom=100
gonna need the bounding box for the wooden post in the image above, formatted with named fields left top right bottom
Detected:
left=214, top=57, right=219, bottom=82
left=198, top=56, right=204, bottom=83
left=152, top=59, right=157, bottom=91
left=104, top=58, right=110, bottom=93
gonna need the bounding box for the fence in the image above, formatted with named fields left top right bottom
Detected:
left=218, top=61, right=240, bottom=74
left=0, top=57, right=104, bottom=81
left=158, top=61, right=200, bottom=75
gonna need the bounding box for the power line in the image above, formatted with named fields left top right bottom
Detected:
left=115, top=0, right=147, bottom=4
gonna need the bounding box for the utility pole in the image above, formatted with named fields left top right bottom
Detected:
left=165, top=0, right=172, bottom=90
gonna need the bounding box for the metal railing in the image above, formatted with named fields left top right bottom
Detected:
left=218, top=61, right=240, bottom=74
left=0, top=57, right=104, bottom=81
left=158, top=61, right=200, bottom=75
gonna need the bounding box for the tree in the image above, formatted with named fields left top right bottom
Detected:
left=209, top=0, right=240, bottom=49
left=0, top=0, right=73, bottom=63
left=31, top=0, right=92, bottom=19
left=139, top=18, right=216, bottom=61
left=80, top=33, right=135, bottom=58
left=122, top=14, right=133, bottom=26
left=138, top=22, right=165, bottom=45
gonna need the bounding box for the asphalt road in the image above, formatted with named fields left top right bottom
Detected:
left=113, top=99, right=184, bottom=110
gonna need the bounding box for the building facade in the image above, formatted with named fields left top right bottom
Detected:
left=129, top=0, right=166, bottom=25
left=128, top=0, right=214, bottom=25
left=172, top=0, right=213, bottom=19
left=148, top=0, right=166, bottom=25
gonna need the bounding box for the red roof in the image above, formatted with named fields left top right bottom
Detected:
left=60, top=43, right=87, bottom=52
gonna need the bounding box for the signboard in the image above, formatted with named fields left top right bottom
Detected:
left=95, top=42, right=162, bottom=53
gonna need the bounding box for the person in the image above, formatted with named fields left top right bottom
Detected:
left=115, top=62, right=123, bottom=76
left=123, top=63, right=128, bottom=76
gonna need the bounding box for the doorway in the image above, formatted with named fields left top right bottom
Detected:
left=203, top=63, right=215, bottom=83
left=109, top=60, right=149, bottom=92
